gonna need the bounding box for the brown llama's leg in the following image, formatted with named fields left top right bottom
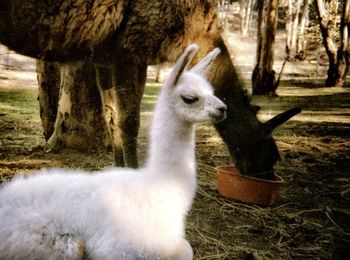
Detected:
left=96, top=56, right=147, bottom=168
left=46, top=61, right=107, bottom=152
left=114, top=56, right=147, bottom=168
left=95, top=65, right=125, bottom=166
left=36, top=60, right=60, bottom=141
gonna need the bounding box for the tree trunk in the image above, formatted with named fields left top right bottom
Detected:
left=314, top=0, right=338, bottom=87
left=335, top=0, right=350, bottom=87
left=240, top=0, right=254, bottom=36
left=286, top=0, right=309, bottom=60
left=255, top=0, right=264, bottom=67
left=291, top=0, right=303, bottom=55
left=286, top=0, right=294, bottom=57
left=37, top=61, right=109, bottom=151
left=252, top=0, right=279, bottom=95
left=314, top=0, right=349, bottom=87
left=296, top=0, right=310, bottom=60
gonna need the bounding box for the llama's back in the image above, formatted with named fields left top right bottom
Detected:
left=0, top=168, right=115, bottom=235
left=0, top=169, right=94, bottom=214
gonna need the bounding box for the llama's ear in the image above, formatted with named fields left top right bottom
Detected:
left=190, top=47, right=221, bottom=77
left=167, top=44, right=199, bottom=87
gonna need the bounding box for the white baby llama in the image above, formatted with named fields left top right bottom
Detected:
left=0, top=44, right=227, bottom=260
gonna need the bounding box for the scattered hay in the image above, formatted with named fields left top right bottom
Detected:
left=188, top=135, right=350, bottom=259
left=277, top=136, right=350, bottom=158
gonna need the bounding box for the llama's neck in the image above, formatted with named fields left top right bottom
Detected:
left=146, top=94, right=196, bottom=177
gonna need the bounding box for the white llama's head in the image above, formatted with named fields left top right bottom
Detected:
left=165, top=44, right=227, bottom=124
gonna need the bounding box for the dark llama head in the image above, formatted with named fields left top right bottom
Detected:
left=207, top=41, right=302, bottom=179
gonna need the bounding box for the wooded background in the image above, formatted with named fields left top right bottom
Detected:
left=217, top=0, right=349, bottom=94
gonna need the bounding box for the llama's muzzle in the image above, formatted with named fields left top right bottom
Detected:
left=210, top=104, right=227, bottom=123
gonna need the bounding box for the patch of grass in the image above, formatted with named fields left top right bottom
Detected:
left=0, top=88, right=40, bottom=122
left=0, top=88, right=44, bottom=160
left=252, top=91, right=350, bottom=112
left=141, top=82, right=161, bottom=113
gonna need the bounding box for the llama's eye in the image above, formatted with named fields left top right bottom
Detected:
left=181, top=95, right=199, bottom=104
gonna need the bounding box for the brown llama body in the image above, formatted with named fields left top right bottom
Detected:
left=1, top=1, right=218, bottom=63
left=0, top=0, right=299, bottom=178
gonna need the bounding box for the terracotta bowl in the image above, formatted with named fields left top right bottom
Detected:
left=216, top=165, right=284, bottom=206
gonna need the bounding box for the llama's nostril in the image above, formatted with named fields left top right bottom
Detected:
left=218, top=106, right=227, bottom=113
left=211, top=105, right=227, bottom=123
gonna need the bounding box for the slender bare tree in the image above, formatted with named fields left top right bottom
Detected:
left=335, top=0, right=350, bottom=87
left=240, top=0, right=254, bottom=36
left=286, top=0, right=310, bottom=60
left=314, top=0, right=350, bottom=87
left=252, top=0, right=279, bottom=95
left=296, top=0, right=310, bottom=59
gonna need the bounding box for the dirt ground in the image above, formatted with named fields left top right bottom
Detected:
left=0, top=54, right=350, bottom=259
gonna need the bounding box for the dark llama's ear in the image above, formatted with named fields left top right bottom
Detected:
left=168, top=44, right=199, bottom=87
left=191, top=47, right=221, bottom=76
left=264, top=107, right=302, bottom=133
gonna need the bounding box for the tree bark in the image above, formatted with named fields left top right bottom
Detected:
left=286, top=0, right=309, bottom=60
left=240, top=0, right=254, bottom=36
left=291, top=0, right=303, bottom=54
left=335, top=0, right=350, bottom=87
left=314, top=0, right=349, bottom=87
left=252, top=0, right=279, bottom=95
left=255, top=0, right=264, bottom=67
left=286, top=0, right=294, bottom=56
left=296, top=0, right=310, bottom=59
left=314, top=0, right=338, bottom=86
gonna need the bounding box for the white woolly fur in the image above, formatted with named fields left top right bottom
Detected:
left=0, top=44, right=226, bottom=260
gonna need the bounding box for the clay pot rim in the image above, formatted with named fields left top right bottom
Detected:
left=215, top=165, right=284, bottom=184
